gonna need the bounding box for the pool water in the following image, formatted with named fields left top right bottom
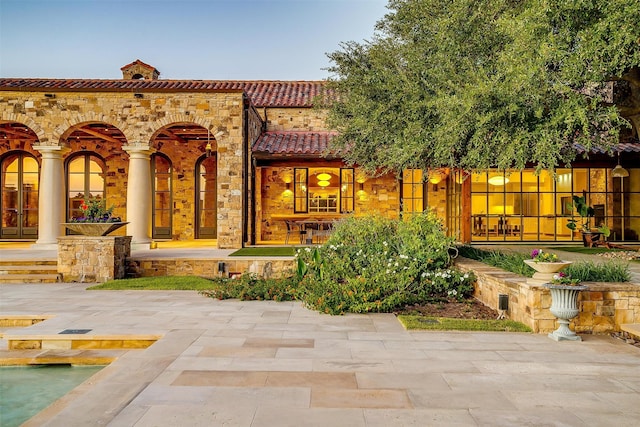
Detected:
left=0, top=365, right=104, bottom=427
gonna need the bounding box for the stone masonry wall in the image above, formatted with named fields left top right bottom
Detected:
left=262, top=108, right=329, bottom=131
left=456, top=257, right=640, bottom=334
left=134, top=257, right=294, bottom=279
left=1, top=90, right=246, bottom=247
left=58, top=235, right=131, bottom=282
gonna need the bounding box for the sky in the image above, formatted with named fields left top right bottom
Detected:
left=0, top=0, right=388, bottom=81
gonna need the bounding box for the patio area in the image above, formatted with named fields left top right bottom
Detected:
left=1, top=282, right=639, bottom=426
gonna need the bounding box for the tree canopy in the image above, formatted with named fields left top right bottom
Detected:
left=323, top=0, right=640, bottom=175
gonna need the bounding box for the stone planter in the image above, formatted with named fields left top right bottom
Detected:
left=523, top=260, right=572, bottom=285
left=545, top=283, right=588, bottom=341
left=62, top=222, right=128, bottom=236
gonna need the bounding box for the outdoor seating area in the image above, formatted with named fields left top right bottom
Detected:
left=274, top=215, right=340, bottom=245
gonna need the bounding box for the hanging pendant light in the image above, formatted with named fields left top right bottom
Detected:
left=205, top=128, right=212, bottom=157
left=611, top=152, right=629, bottom=178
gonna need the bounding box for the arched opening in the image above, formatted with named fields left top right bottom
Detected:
left=0, top=151, right=39, bottom=239
left=65, top=153, right=107, bottom=224
left=151, top=123, right=216, bottom=240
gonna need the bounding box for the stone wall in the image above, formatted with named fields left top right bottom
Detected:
left=1, top=90, right=247, bottom=247
left=133, top=257, right=295, bottom=279
left=456, top=257, right=640, bottom=334
left=262, top=108, right=329, bottom=131
left=58, top=235, right=132, bottom=282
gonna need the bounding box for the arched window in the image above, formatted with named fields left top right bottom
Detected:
left=0, top=152, right=39, bottom=239
left=66, top=153, right=106, bottom=221
left=152, top=153, right=172, bottom=239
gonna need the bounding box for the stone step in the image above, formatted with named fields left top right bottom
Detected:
left=621, top=324, right=640, bottom=340
left=0, top=260, right=61, bottom=283
left=0, top=260, right=57, bottom=266
left=0, top=273, right=61, bottom=284
left=0, top=348, right=124, bottom=366
left=0, top=265, right=59, bottom=274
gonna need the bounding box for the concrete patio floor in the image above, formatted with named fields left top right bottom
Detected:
left=1, top=282, right=639, bottom=427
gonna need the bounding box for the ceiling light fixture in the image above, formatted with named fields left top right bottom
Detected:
left=317, top=173, right=331, bottom=181
left=318, top=180, right=330, bottom=187
left=488, top=175, right=510, bottom=186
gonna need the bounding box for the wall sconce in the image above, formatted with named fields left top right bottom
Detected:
left=358, top=182, right=364, bottom=191
left=134, top=93, right=144, bottom=98
left=286, top=182, right=291, bottom=190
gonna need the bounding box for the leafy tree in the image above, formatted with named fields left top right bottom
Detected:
left=323, top=0, right=640, bottom=174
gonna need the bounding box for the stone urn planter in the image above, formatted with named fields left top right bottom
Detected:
left=524, top=260, right=572, bottom=285
left=62, top=222, right=128, bottom=236
left=545, top=283, right=588, bottom=341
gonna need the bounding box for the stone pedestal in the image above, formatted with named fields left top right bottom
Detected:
left=58, top=236, right=132, bottom=283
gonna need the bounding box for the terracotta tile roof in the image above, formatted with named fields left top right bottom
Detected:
left=0, top=78, right=328, bottom=108
left=574, top=141, right=640, bottom=154
left=252, top=131, right=340, bottom=157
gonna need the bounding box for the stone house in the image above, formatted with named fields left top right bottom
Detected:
left=0, top=60, right=638, bottom=248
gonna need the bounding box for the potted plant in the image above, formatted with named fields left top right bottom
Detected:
left=565, top=194, right=610, bottom=247
left=545, top=272, right=588, bottom=341
left=523, top=249, right=572, bottom=285
left=63, top=198, right=128, bottom=236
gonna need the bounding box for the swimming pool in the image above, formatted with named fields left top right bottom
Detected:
left=0, top=365, right=104, bottom=427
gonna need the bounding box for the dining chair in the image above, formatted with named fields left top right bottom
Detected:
left=284, top=220, right=305, bottom=244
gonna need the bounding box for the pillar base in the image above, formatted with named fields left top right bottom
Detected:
left=31, top=242, right=59, bottom=250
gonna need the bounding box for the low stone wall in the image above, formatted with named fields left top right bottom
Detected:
left=58, top=236, right=132, bottom=283
left=131, top=257, right=295, bottom=279
left=456, top=257, right=640, bottom=334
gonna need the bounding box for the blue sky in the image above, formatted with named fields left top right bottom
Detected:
left=0, top=0, right=388, bottom=80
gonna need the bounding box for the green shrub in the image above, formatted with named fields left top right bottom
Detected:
left=458, top=246, right=534, bottom=277
left=200, top=274, right=298, bottom=302
left=458, top=245, right=631, bottom=282
left=565, top=261, right=631, bottom=283
left=295, top=212, right=476, bottom=314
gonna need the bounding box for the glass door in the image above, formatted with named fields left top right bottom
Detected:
left=1, top=152, right=39, bottom=239
left=196, top=155, right=217, bottom=238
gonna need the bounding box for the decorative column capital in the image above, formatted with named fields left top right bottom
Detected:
left=123, top=144, right=155, bottom=159
left=32, top=145, right=71, bottom=159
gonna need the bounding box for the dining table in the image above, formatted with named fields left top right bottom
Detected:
left=294, top=219, right=335, bottom=244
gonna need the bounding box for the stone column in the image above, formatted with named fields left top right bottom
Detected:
left=32, top=145, right=70, bottom=249
left=123, top=145, right=154, bottom=249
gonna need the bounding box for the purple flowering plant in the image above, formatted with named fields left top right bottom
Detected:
left=531, top=249, right=559, bottom=263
